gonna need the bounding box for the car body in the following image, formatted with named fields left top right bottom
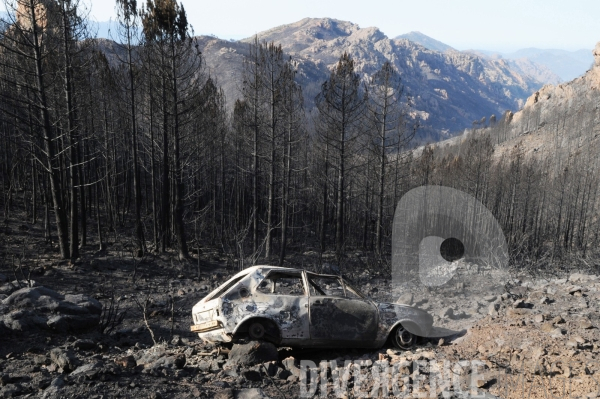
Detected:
left=190, top=266, right=434, bottom=349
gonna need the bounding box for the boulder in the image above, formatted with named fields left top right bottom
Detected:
left=0, top=287, right=101, bottom=333
left=227, top=341, right=278, bottom=367
left=235, top=389, right=271, bottom=399
left=50, top=348, right=77, bottom=372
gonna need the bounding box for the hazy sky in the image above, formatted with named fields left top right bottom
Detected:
left=7, top=0, right=600, bottom=52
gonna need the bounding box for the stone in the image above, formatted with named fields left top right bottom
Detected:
left=550, top=328, right=565, bottom=339
left=1, top=287, right=100, bottom=334
left=488, top=303, right=499, bottom=317
left=214, top=388, right=235, bottom=399
left=70, top=361, right=104, bottom=379
left=281, top=357, right=303, bottom=378
left=49, top=349, right=76, bottom=372
left=114, top=355, right=137, bottom=369
left=579, top=318, right=593, bottom=329
left=566, top=340, right=578, bottom=349
left=573, top=335, right=586, bottom=344
left=227, top=341, right=278, bottom=367
left=0, top=384, right=22, bottom=398
left=567, top=286, right=583, bottom=295
left=534, top=314, right=544, bottom=323
left=235, top=388, right=271, bottom=399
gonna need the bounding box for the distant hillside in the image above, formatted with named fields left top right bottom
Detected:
left=503, top=48, right=593, bottom=82
left=429, top=43, right=600, bottom=171
left=472, top=48, right=592, bottom=83
left=395, top=31, right=455, bottom=53
left=243, top=18, right=547, bottom=142
left=394, top=30, right=590, bottom=84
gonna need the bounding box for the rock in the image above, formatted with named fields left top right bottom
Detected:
left=534, top=314, right=544, bottom=323
left=282, top=357, right=303, bottom=378
left=531, top=347, right=546, bottom=360
left=539, top=297, right=550, bottom=304
left=214, top=389, right=235, bottom=399
left=483, top=295, right=497, bottom=302
left=198, top=360, right=211, bottom=372
left=579, top=317, right=594, bottom=329
left=49, top=348, right=76, bottom=372
left=567, top=286, right=583, bottom=295
left=572, top=335, right=585, bottom=344
left=566, top=340, right=578, bottom=349
left=594, top=42, right=600, bottom=66
left=147, top=354, right=186, bottom=370
left=0, top=384, right=22, bottom=398
left=135, top=346, right=167, bottom=368
left=1, top=287, right=100, bottom=333
left=488, top=303, right=500, bottom=317
left=170, top=335, right=182, bottom=346
left=184, top=347, right=195, bottom=357
left=396, top=293, right=413, bottom=306
left=41, top=376, right=64, bottom=399
left=513, top=299, right=525, bottom=308
left=114, top=355, right=137, bottom=369
left=235, top=388, right=271, bottom=399
left=227, top=341, right=278, bottom=367
left=70, top=361, right=104, bottom=379
left=569, top=273, right=596, bottom=283
left=550, top=328, right=565, bottom=339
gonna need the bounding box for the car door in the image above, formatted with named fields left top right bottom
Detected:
left=306, top=273, right=378, bottom=343
left=255, top=270, right=310, bottom=340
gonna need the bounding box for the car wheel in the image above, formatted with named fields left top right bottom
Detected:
left=248, top=321, right=266, bottom=340
left=391, top=324, right=416, bottom=350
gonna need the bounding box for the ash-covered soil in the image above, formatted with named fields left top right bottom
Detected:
left=1, top=216, right=600, bottom=398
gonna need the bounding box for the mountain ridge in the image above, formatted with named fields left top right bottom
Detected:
left=240, top=17, right=549, bottom=140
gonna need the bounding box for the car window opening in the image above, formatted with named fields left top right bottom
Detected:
left=205, top=274, right=247, bottom=301
left=257, top=271, right=305, bottom=296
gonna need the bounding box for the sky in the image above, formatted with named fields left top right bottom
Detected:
left=5, top=0, right=600, bottom=52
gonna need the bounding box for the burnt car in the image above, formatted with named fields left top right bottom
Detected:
left=191, top=266, right=433, bottom=349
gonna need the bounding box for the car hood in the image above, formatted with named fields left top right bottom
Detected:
left=377, top=301, right=434, bottom=333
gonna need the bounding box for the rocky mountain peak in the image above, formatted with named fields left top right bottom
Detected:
left=594, top=42, right=600, bottom=66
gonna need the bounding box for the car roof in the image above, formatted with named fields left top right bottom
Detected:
left=231, top=265, right=340, bottom=279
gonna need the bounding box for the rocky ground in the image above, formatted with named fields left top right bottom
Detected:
left=2, top=216, right=600, bottom=398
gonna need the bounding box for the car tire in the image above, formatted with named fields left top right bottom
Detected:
left=248, top=321, right=266, bottom=340
left=391, top=324, right=416, bottom=350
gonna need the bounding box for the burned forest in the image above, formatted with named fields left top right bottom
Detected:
left=1, top=0, right=600, bottom=398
